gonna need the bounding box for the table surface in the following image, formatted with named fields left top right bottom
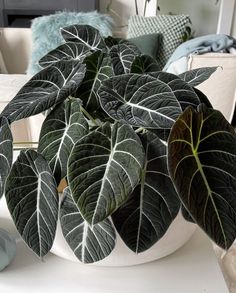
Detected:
left=0, top=212, right=229, bottom=293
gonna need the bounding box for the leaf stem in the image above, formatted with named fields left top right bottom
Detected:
left=135, top=127, right=144, bottom=133
left=80, top=106, right=100, bottom=127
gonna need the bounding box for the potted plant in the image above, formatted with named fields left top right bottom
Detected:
left=0, top=24, right=235, bottom=266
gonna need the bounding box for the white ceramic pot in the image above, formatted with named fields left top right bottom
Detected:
left=51, top=212, right=196, bottom=267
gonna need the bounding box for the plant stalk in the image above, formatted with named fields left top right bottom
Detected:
left=80, top=106, right=100, bottom=127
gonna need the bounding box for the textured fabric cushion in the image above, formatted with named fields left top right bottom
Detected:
left=128, top=15, right=191, bottom=69
left=27, top=11, right=113, bottom=75
left=128, top=33, right=162, bottom=60
left=0, top=50, right=8, bottom=74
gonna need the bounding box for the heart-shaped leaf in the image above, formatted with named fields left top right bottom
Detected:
left=110, top=42, right=141, bottom=74
left=38, top=98, right=89, bottom=184
left=181, top=205, right=195, bottom=223
left=39, top=42, right=91, bottom=68
left=179, top=67, right=217, bottom=87
left=1, top=61, right=86, bottom=123
left=68, top=121, right=145, bottom=225
left=5, top=150, right=58, bottom=257
left=76, top=51, right=114, bottom=113
left=149, top=72, right=201, bottom=111
left=131, top=55, right=160, bottom=73
left=61, top=24, right=107, bottom=51
left=60, top=187, right=116, bottom=263
left=0, top=117, right=13, bottom=199
left=193, top=87, right=212, bottom=108
left=98, top=73, right=182, bottom=129
left=112, top=132, right=180, bottom=253
left=168, top=104, right=236, bottom=249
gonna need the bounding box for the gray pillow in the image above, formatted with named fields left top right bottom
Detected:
left=128, top=14, right=191, bottom=69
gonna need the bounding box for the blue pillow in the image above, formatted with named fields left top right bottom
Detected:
left=27, top=11, right=113, bottom=75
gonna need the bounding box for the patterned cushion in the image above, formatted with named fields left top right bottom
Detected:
left=128, top=15, right=191, bottom=69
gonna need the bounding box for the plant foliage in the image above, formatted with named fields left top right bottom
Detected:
left=0, top=24, right=230, bottom=264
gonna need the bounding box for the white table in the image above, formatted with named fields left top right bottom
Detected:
left=0, top=210, right=229, bottom=293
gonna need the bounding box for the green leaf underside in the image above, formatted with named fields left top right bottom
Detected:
left=168, top=105, right=236, bottom=249
left=131, top=55, right=160, bottom=74
left=61, top=24, right=107, bottom=51
left=179, top=67, right=218, bottom=87
left=112, top=132, right=180, bottom=253
left=5, top=150, right=58, bottom=257
left=98, top=73, right=182, bottom=129
left=1, top=61, right=86, bottom=123
left=110, top=42, right=141, bottom=74
left=68, top=121, right=145, bottom=225
left=38, top=99, right=89, bottom=184
left=76, top=51, right=114, bottom=113
left=39, top=42, right=91, bottom=68
left=0, top=117, right=13, bottom=198
left=60, top=187, right=116, bottom=263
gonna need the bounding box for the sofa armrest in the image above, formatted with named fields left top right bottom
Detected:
left=0, top=28, right=32, bottom=74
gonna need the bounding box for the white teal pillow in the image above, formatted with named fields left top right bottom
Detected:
left=128, top=15, right=191, bottom=69
left=27, top=11, right=113, bottom=75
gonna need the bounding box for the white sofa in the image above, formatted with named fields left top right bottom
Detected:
left=0, top=27, right=236, bottom=144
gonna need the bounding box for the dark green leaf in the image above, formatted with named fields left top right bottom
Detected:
left=39, top=42, right=91, bottom=68
left=1, top=61, right=86, bottom=123
left=60, top=187, right=116, bottom=263
left=38, top=98, right=89, bottom=184
left=179, top=67, right=217, bottom=87
left=68, top=121, right=145, bottom=225
left=104, top=36, right=121, bottom=48
left=110, top=42, right=141, bottom=74
left=5, top=150, right=58, bottom=257
left=61, top=24, right=107, bottom=51
left=112, top=132, right=180, bottom=253
left=149, top=71, right=201, bottom=111
left=181, top=205, right=195, bottom=223
left=98, top=73, right=182, bottom=129
left=131, top=55, right=160, bottom=74
left=0, top=117, right=13, bottom=199
left=193, top=87, right=212, bottom=109
left=76, top=51, right=114, bottom=113
left=168, top=104, right=236, bottom=249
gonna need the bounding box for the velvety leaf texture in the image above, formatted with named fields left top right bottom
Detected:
left=61, top=24, right=107, bottom=51
left=60, top=187, right=116, bottom=263
left=113, top=132, right=180, bottom=253
left=5, top=150, right=58, bottom=257
left=168, top=104, right=236, bottom=250
left=98, top=73, right=182, bottom=129
left=0, top=117, right=13, bottom=199
left=38, top=98, right=89, bottom=184
left=76, top=51, right=114, bottom=113
left=39, top=42, right=91, bottom=68
left=179, top=67, right=217, bottom=87
left=68, top=121, right=145, bottom=225
left=131, top=55, right=160, bottom=74
left=110, top=42, right=141, bottom=74
left=1, top=61, right=86, bottom=123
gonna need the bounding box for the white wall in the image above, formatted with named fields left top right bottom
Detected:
left=232, top=6, right=236, bottom=37
left=100, top=0, right=221, bottom=36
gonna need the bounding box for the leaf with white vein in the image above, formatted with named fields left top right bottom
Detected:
left=39, top=42, right=91, bottom=68
left=131, top=55, right=161, bottom=73
left=0, top=117, right=13, bottom=199
left=168, top=104, right=236, bottom=249
left=38, top=98, right=89, bottom=184
left=179, top=67, right=218, bottom=87
left=61, top=24, right=107, bottom=51
left=60, top=187, right=116, bottom=263
left=98, top=73, right=182, bottom=129
left=1, top=60, right=86, bottom=123
left=68, top=121, right=145, bottom=225
left=110, top=42, right=141, bottom=74
left=112, top=132, right=180, bottom=253
left=5, top=150, right=58, bottom=257
left=76, top=51, right=114, bottom=113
